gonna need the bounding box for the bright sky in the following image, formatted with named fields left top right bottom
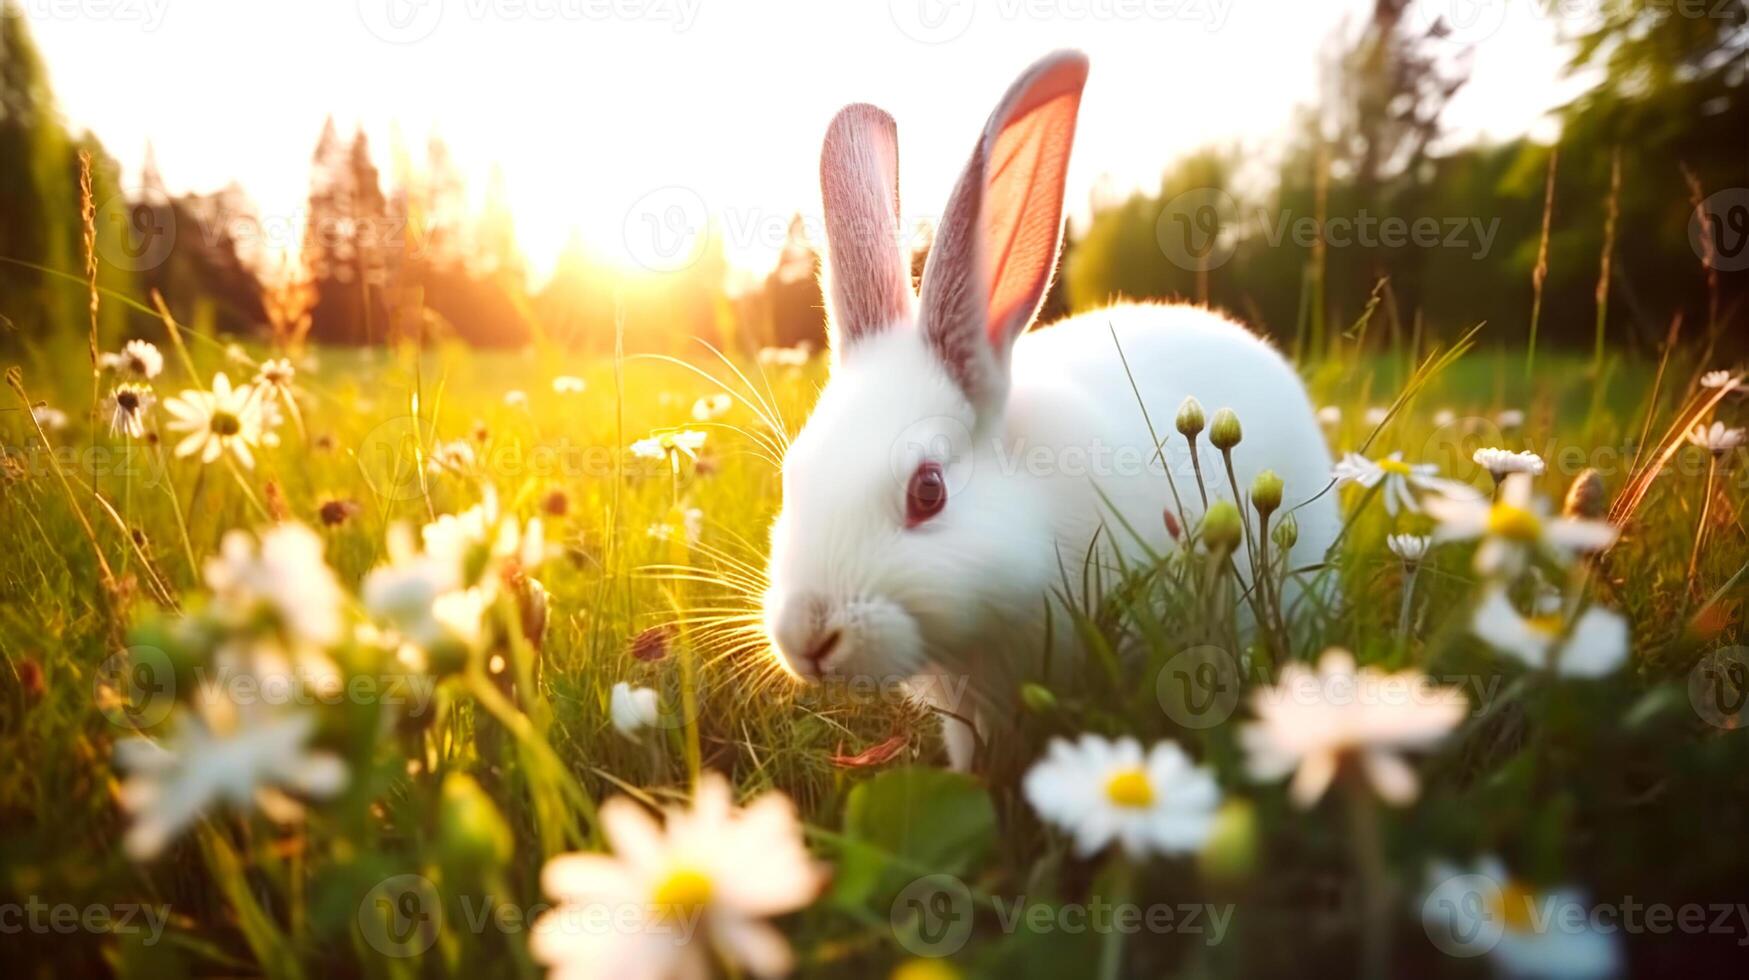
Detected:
left=20, top=0, right=1592, bottom=283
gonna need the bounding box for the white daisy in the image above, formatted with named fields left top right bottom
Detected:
left=531, top=773, right=823, bottom=980
left=1471, top=591, right=1628, bottom=678
left=427, top=439, right=476, bottom=474
left=104, top=383, right=156, bottom=439
left=552, top=375, right=587, bottom=394
left=1426, top=473, right=1618, bottom=577
left=1700, top=370, right=1740, bottom=393
left=1687, top=421, right=1745, bottom=455
left=611, top=682, right=660, bottom=740
left=1497, top=409, right=1526, bottom=429
left=31, top=404, right=69, bottom=432
left=1422, top=857, right=1624, bottom=979
left=1317, top=405, right=1342, bottom=426
left=1023, top=734, right=1221, bottom=859
left=1332, top=451, right=1478, bottom=515
left=1387, top=533, right=1432, bottom=564
left=1242, top=649, right=1467, bottom=807
left=1473, top=447, right=1546, bottom=482
left=254, top=357, right=295, bottom=392
left=163, top=372, right=265, bottom=468
left=203, top=523, right=346, bottom=649
left=100, top=339, right=164, bottom=379
left=114, top=707, right=347, bottom=860
left=691, top=393, right=732, bottom=422
left=631, top=429, right=708, bottom=461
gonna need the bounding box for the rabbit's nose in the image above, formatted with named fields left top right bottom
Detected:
left=770, top=592, right=840, bottom=679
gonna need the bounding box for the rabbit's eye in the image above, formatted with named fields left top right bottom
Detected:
left=906, top=462, right=948, bottom=526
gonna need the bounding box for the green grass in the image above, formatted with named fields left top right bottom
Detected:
left=2, top=325, right=1746, bottom=978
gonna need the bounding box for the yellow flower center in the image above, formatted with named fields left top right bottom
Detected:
left=1378, top=458, right=1413, bottom=476
left=1104, top=768, right=1154, bottom=808
left=651, top=867, right=713, bottom=917
left=1486, top=503, right=1542, bottom=542
left=1526, top=614, right=1563, bottom=638
left=1489, top=880, right=1538, bottom=933
left=211, top=411, right=241, bottom=437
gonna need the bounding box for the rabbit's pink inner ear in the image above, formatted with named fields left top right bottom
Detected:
left=820, top=103, right=911, bottom=350
left=977, top=57, right=1086, bottom=352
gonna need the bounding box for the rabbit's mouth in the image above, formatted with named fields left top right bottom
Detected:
left=764, top=589, right=924, bottom=683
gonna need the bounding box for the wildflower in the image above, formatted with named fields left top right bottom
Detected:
left=1317, top=405, right=1341, bottom=426
left=100, top=339, right=164, bottom=379
left=1364, top=406, right=1389, bottom=426
left=610, top=682, right=660, bottom=739
left=1023, top=734, right=1221, bottom=858
left=552, top=375, right=587, bottom=394
left=1387, top=533, right=1431, bottom=564
left=254, top=357, right=295, bottom=392
left=1242, top=649, right=1466, bottom=807
left=1271, top=513, right=1298, bottom=550
left=419, top=489, right=546, bottom=594
left=1175, top=396, right=1205, bottom=437
left=542, top=488, right=570, bottom=517
left=163, top=373, right=265, bottom=468
left=1687, top=421, right=1745, bottom=456
left=204, top=523, right=346, bottom=649
left=1471, top=591, right=1628, bottom=677
left=317, top=498, right=360, bottom=527
left=1208, top=408, right=1242, bottom=451
left=105, top=384, right=156, bottom=439
left=1422, top=858, right=1624, bottom=978
left=1472, top=448, right=1545, bottom=482
left=1251, top=469, right=1283, bottom=518
left=648, top=507, right=705, bottom=547
left=1432, top=408, right=1456, bottom=427
left=631, top=429, right=708, bottom=462
left=691, top=394, right=732, bottom=421
left=1199, top=500, right=1243, bottom=554
left=531, top=773, right=824, bottom=979
left=224, top=342, right=251, bottom=366
left=1700, top=370, right=1740, bottom=393
left=428, top=439, right=476, bottom=474
left=30, top=404, right=69, bottom=432
left=114, top=708, right=347, bottom=861
left=504, top=389, right=528, bottom=409
left=1333, top=451, right=1478, bottom=515
left=757, top=344, right=810, bottom=368
left=1496, top=409, right=1525, bottom=429
left=1426, top=473, right=1617, bottom=577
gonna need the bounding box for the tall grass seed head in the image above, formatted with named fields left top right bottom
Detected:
left=1562, top=468, right=1606, bottom=519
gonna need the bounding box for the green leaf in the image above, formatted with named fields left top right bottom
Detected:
left=833, top=767, right=996, bottom=908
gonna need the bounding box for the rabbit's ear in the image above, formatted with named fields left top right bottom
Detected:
left=919, top=51, right=1087, bottom=411
left=820, top=103, right=912, bottom=355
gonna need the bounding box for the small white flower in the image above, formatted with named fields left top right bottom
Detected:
left=428, top=439, right=476, bottom=474
left=1387, top=533, right=1432, bottom=564
left=1023, top=734, right=1222, bottom=859
left=1687, top=421, right=1745, bottom=455
left=1472, top=591, right=1628, bottom=677
left=648, top=507, right=705, bottom=547
left=1364, top=406, right=1389, bottom=426
left=1242, top=649, right=1467, bottom=807
left=691, top=393, right=732, bottom=422
left=532, top=773, right=823, bottom=980
left=611, top=682, right=660, bottom=739
left=1317, top=405, right=1342, bottom=426
left=1472, top=447, right=1545, bottom=481
left=1422, top=857, right=1624, bottom=979
left=1426, top=473, right=1617, bottom=577
left=105, top=384, right=157, bottom=438
left=552, top=375, right=587, bottom=394
left=163, top=372, right=265, bottom=468
left=1432, top=409, right=1456, bottom=427
left=100, top=339, right=164, bottom=379
left=31, top=404, right=69, bottom=432
left=254, top=357, right=295, bottom=391
left=114, top=708, right=347, bottom=861
left=504, top=389, right=528, bottom=409
left=1497, top=409, right=1525, bottom=429
left=631, top=429, right=708, bottom=461
left=1700, top=370, right=1741, bottom=392
left=756, top=344, right=810, bottom=368
left=1333, top=451, right=1479, bottom=515
left=204, top=523, right=346, bottom=649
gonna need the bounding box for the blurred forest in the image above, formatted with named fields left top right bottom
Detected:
left=1, top=0, right=1744, bottom=359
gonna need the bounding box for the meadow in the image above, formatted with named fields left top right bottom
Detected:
left=3, top=301, right=1748, bottom=978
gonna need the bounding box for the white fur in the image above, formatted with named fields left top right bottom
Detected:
left=765, top=301, right=1338, bottom=768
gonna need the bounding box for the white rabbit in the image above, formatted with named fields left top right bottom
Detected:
left=763, top=51, right=1338, bottom=770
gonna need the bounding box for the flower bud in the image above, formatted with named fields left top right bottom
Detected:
left=439, top=773, right=514, bottom=872
left=1020, top=683, right=1058, bottom=715
left=1272, top=513, right=1299, bottom=551
left=1200, top=500, right=1243, bottom=554
left=1209, top=408, right=1242, bottom=451
left=1563, top=468, right=1606, bottom=519
left=1251, top=469, right=1283, bottom=517
left=1198, top=799, right=1259, bottom=883
left=1175, top=396, right=1206, bottom=438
